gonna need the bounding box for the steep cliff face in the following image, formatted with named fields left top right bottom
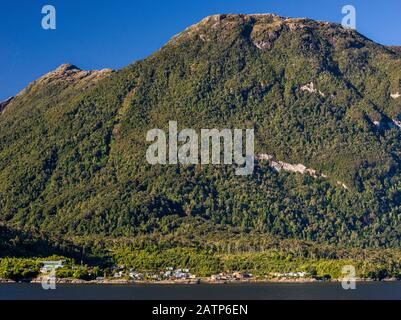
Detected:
left=0, top=97, right=13, bottom=114
left=1, top=14, right=401, bottom=247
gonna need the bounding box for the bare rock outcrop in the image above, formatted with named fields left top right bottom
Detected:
left=300, top=82, right=325, bottom=97
left=258, top=154, right=348, bottom=189
left=15, top=64, right=114, bottom=98
left=258, top=154, right=317, bottom=177
left=37, top=63, right=113, bottom=85
left=0, top=97, right=13, bottom=115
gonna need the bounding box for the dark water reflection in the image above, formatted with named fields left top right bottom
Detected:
left=0, top=282, right=400, bottom=300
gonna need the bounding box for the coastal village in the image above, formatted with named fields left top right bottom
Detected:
left=33, top=260, right=315, bottom=284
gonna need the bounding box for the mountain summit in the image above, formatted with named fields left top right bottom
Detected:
left=172, top=13, right=355, bottom=47
left=1, top=14, right=401, bottom=249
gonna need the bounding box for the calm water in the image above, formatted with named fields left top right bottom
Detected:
left=1, top=282, right=401, bottom=300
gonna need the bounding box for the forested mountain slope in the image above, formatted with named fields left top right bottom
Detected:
left=1, top=14, right=401, bottom=249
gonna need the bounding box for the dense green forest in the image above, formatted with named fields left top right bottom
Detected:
left=1, top=14, right=401, bottom=274
left=2, top=227, right=401, bottom=280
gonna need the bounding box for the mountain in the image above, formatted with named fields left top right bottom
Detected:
left=2, top=13, right=401, bottom=252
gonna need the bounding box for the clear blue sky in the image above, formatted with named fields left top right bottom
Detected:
left=1, top=0, right=401, bottom=100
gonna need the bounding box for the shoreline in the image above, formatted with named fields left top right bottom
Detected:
left=2, top=277, right=396, bottom=285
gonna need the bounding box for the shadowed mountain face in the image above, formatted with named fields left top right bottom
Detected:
left=1, top=14, right=401, bottom=248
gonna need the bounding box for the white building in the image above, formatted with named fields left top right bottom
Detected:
left=40, top=261, right=64, bottom=273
